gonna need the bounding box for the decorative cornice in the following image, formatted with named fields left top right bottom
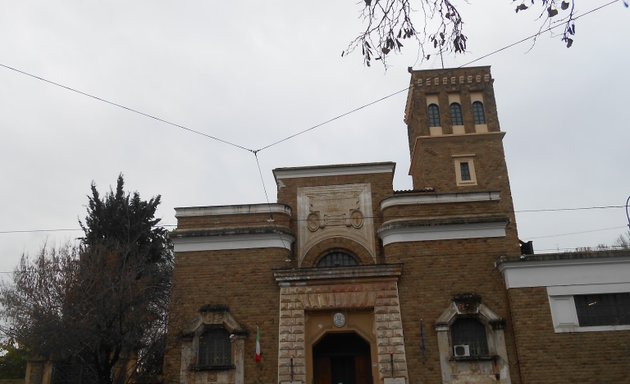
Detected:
left=381, top=191, right=500, bottom=210
left=175, top=204, right=291, bottom=218
left=379, top=216, right=508, bottom=245
left=172, top=230, right=294, bottom=252
left=497, top=254, right=630, bottom=289
left=273, top=263, right=403, bottom=286
left=274, top=162, right=395, bottom=180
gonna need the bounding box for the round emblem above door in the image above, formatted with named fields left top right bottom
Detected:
left=333, top=312, right=346, bottom=328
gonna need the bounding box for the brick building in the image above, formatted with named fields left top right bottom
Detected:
left=163, top=66, right=630, bottom=384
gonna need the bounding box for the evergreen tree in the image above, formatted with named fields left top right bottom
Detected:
left=0, top=175, right=172, bottom=384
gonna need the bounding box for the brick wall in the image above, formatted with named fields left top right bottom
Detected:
left=163, top=247, right=290, bottom=384
left=508, top=287, right=630, bottom=384
left=385, top=237, right=522, bottom=384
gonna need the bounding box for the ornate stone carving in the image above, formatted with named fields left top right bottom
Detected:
left=297, top=184, right=376, bottom=266
left=453, top=293, right=482, bottom=314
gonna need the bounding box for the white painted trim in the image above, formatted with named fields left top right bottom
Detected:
left=546, top=283, right=630, bottom=333
left=175, top=204, right=291, bottom=218
left=173, top=233, right=294, bottom=252
left=379, top=221, right=506, bottom=245
left=498, top=257, right=630, bottom=289
left=274, top=163, right=395, bottom=180
left=381, top=191, right=500, bottom=210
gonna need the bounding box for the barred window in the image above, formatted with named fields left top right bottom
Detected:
left=449, top=103, right=464, bottom=125
left=451, top=318, right=489, bottom=357
left=427, top=104, right=441, bottom=127
left=317, top=251, right=358, bottom=267
left=574, top=293, right=630, bottom=327
left=198, top=328, right=232, bottom=369
left=472, top=101, right=486, bottom=124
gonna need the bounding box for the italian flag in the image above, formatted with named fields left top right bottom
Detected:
left=255, top=326, right=261, bottom=363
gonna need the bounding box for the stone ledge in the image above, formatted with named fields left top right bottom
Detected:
left=274, top=264, right=403, bottom=285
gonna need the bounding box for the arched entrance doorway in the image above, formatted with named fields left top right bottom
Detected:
left=313, top=332, right=373, bottom=384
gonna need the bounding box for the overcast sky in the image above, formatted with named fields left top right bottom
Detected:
left=1, top=1, right=629, bottom=280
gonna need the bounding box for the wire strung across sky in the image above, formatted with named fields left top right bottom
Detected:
left=0, top=1, right=624, bottom=257
left=0, top=1, right=619, bottom=157
left=1, top=204, right=627, bottom=235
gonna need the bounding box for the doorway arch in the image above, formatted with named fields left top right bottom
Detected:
left=312, top=332, right=373, bottom=384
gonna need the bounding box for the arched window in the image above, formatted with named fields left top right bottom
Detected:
left=472, top=101, right=486, bottom=124
left=317, top=251, right=358, bottom=267
left=451, top=318, right=489, bottom=357
left=198, top=327, right=232, bottom=368
left=449, top=103, right=464, bottom=125
left=427, top=104, right=441, bottom=127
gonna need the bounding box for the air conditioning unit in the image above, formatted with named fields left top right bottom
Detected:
left=453, top=344, right=471, bottom=357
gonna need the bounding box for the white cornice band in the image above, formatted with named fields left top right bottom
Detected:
left=379, top=221, right=506, bottom=245
left=274, top=162, right=395, bottom=180
left=381, top=191, right=500, bottom=210
left=498, top=256, right=630, bottom=289
left=175, top=204, right=291, bottom=218
left=173, top=233, right=295, bottom=252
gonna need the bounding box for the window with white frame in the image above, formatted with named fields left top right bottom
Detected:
left=453, top=156, right=477, bottom=186
left=547, top=284, right=630, bottom=333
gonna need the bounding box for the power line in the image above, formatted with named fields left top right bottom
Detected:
left=459, top=0, right=620, bottom=68
left=0, top=63, right=252, bottom=153
left=527, top=225, right=627, bottom=240
left=254, top=87, right=410, bottom=152
left=515, top=205, right=625, bottom=213
left=1, top=203, right=625, bottom=235
left=0, top=1, right=617, bottom=159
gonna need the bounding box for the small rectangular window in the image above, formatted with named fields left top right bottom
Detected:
left=574, top=293, right=630, bottom=326
left=453, top=156, right=477, bottom=186
left=460, top=162, right=471, bottom=181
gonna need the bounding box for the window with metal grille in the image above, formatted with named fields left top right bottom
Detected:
left=317, top=251, right=358, bottom=267
left=198, top=328, right=232, bottom=369
left=449, top=103, right=464, bottom=125
left=574, top=293, right=630, bottom=326
left=427, top=104, right=441, bottom=127
left=451, top=318, right=489, bottom=357
left=472, top=101, right=486, bottom=124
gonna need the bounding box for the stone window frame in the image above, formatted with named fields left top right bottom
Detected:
left=435, top=294, right=508, bottom=362
left=452, top=155, right=477, bottom=186
left=180, top=304, right=247, bottom=382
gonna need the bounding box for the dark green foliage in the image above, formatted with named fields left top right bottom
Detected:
left=81, top=174, right=170, bottom=265
left=0, top=175, right=172, bottom=384
left=0, top=340, right=27, bottom=379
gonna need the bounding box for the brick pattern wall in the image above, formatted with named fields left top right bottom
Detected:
left=508, top=287, right=630, bottom=384
left=405, top=66, right=500, bottom=150
left=177, top=211, right=291, bottom=230
left=385, top=238, right=522, bottom=384
left=163, top=247, right=290, bottom=384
